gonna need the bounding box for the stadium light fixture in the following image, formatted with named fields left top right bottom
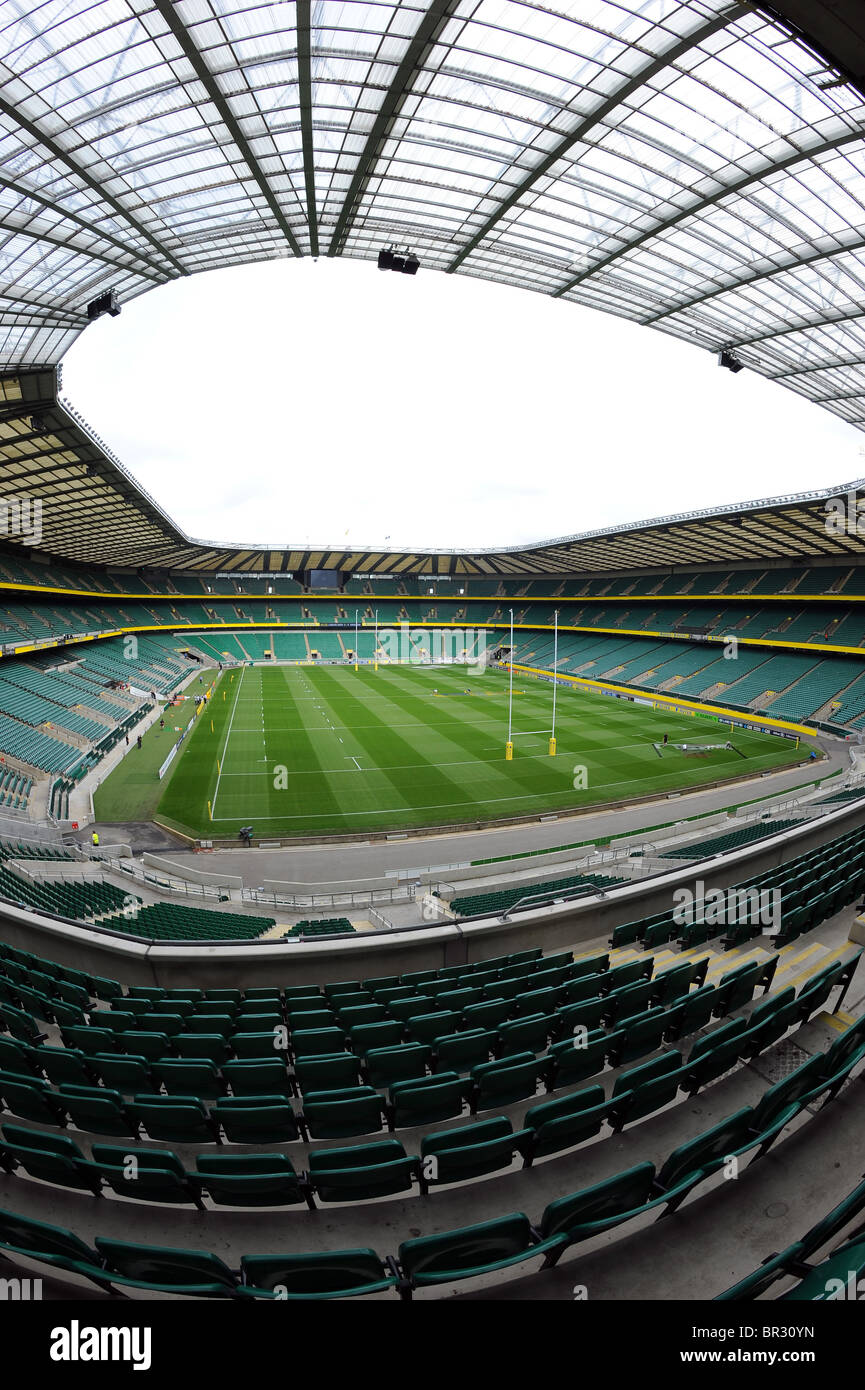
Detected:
left=86, top=289, right=121, bottom=321
left=377, top=245, right=419, bottom=276
left=718, top=350, right=744, bottom=374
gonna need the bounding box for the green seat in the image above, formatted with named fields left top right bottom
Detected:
left=93, top=1144, right=201, bottom=1207
left=781, top=1234, right=865, bottom=1300
left=748, top=1054, right=826, bottom=1146
left=543, top=1029, right=609, bottom=1089
left=286, top=1010, right=334, bottom=1032
left=0, top=1072, right=68, bottom=1127
left=461, top=999, right=510, bottom=1030
left=511, top=987, right=558, bottom=1018
left=232, top=1031, right=286, bottom=1060
left=604, top=959, right=651, bottom=993
left=607, top=978, right=655, bottom=1023
left=292, top=1027, right=346, bottom=1058
left=152, top=1058, right=223, bottom=1102
left=655, top=1108, right=755, bottom=1202
left=553, top=997, right=605, bottom=1036
left=365, top=1042, right=431, bottom=1089
left=62, top=1024, right=116, bottom=1054
left=174, top=1033, right=230, bottom=1064
left=524, top=1084, right=617, bottom=1159
left=85, top=1053, right=155, bottom=1095
left=470, top=1052, right=540, bottom=1111
left=610, top=920, right=644, bottom=949
left=610, top=1053, right=686, bottom=1130
left=94, top=1237, right=237, bottom=1296
left=348, top=1021, right=403, bottom=1054
left=607, top=1009, right=668, bottom=1067
left=0, top=1036, right=36, bottom=1078
left=539, top=1162, right=658, bottom=1253
left=388, top=1073, right=466, bottom=1129
left=335, top=1004, right=387, bottom=1028
left=35, top=1046, right=94, bottom=1087
left=239, top=1248, right=395, bottom=1299
left=58, top=1083, right=138, bottom=1137
left=559, top=974, right=605, bottom=1005
left=0, top=1206, right=102, bottom=1284
left=568, top=953, right=609, bottom=978
left=131, top=1094, right=217, bottom=1144
left=293, top=1052, right=360, bottom=1093
left=399, top=1214, right=539, bottom=1293
left=0, top=1004, right=46, bottom=1043
left=1, top=1123, right=101, bottom=1195
left=303, top=1086, right=385, bottom=1139
left=118, top=1030, right=170, bottom=1061
left=140, top=1012, right=185, bottom=1036
left=224, top=1058, right=290, bottom=1097
left=815, top=1016, right=865, bottom=1100
left=496, top=1013, right=552, bottom=1057
left=737, top=988, right=797, bottom=1057
left=433, top=1030, right=494, bottom=1072
left=212, top=1095, right=304, bottom=1144
left=184, top=1013, right=234, bottom=1036
left=420, top=1116, right=529, bottom=1187
left=389, top=996, right=434, bottom=1023
left=196, top=1153, right=313, bottom=1208
left=308, top=1140, right=417, bottom=1202
left=407, top=1010, right=460, bottom=1044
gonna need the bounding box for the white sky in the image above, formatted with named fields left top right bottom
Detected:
left=61, top=257, right=865, bottom=554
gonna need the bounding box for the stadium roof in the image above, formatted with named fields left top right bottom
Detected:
left=2, top=363, right=865, bottom=574
left=2, top=0, right=865, bottom=574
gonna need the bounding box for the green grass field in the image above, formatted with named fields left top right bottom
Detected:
left=125, top=662, right=811, bottom=839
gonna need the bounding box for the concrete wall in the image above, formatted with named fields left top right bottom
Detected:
left=3, top=796, right=865, bottom=989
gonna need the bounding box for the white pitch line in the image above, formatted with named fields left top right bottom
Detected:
left=211, top=665, right=244, bottom=815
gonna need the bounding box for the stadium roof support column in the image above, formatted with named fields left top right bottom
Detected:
left=152, top=0, right=303, bottom=258
left=296, top=1, right=319, bottom=257
left=446, top=2, right=749, bottom=275
left=327, top=0, right=464, bottom=256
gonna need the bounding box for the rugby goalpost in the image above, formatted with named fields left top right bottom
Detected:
left=506, top=608, right=558, bottom=759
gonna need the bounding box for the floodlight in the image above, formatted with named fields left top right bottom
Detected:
left=87, top=290, right=121, bottom=321
left=718, top=350, right=743, bottom=373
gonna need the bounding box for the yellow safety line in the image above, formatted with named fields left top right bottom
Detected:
left=782, top=943, right=854, bottom=992
left=821, top=1011, right=856, bottom=1033
left=770, top=942, right=825, bottom=983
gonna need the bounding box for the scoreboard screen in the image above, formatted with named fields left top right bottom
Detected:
left=308, top=568, right=341, bottom=590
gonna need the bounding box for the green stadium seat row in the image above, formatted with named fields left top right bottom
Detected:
left=115, top=902, right=276, bottom=942
left=451, top=872, right=622, bottom=919
left=289, top=918, right=355, bottom=938
left=0, top=557, right=860, bottom=601
left=0, top=965, right=858, bottom=1143
left=660, top=819, right=802, bottom=859
left=0, top=1027, right=863, bottom=1299
left=611, top=823, right=865, bottom=952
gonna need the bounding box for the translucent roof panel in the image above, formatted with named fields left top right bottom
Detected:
left=0, top=1, right=864, bottom=429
